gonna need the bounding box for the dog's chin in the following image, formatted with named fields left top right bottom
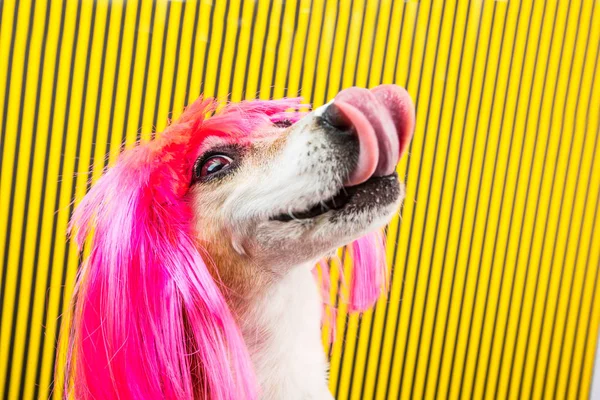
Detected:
left=250, top=174, right=403, bottom=263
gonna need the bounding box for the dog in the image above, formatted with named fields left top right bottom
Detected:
left=63, top=85, right=415, bottom=399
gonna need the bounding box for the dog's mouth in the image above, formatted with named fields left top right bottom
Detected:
left=270, top=85, right=413, bottom=224
left=271, top=173, right=399, bottom=222
left=271, top=191, right=350, bottom=222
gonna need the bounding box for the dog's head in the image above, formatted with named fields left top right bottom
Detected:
left=64, top=86, right=414, bottom=399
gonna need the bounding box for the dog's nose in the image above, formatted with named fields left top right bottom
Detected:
left=321, top=102, right=354, bottom=132
left=322, top=85, right=415, bottom=186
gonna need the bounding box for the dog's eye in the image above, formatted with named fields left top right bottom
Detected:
left=273, top=119, right=292, bottom=128
left=198, top=155, right=233, bottom=178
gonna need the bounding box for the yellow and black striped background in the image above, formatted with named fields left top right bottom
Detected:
left=1, top=0, right=600, bottom=398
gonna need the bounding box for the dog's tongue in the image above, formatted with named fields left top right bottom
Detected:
left=333, top=85, right=415, bottom=186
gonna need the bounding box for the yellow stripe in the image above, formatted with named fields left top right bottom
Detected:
left=272, top=0, right=299, bottom=100
left=106, top=0, right=140, bottom=159
left=360, top=3, right=403, bottom=398
left=0, top=0, right=40, bottom=393
left=154, top=1, right=184, bottom=131
left=3, top=0, right=52, bottom=396
left=564, top=15, right=600, bottom=399
left=170, top=1, right=199, bottom=120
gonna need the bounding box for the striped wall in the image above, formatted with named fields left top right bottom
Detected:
left=1, top=0, right=599, bottom=398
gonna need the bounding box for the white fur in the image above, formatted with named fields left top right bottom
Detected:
left=240, top=265, right=333, bottom=400
left=191, top=104, right=404, bottom=399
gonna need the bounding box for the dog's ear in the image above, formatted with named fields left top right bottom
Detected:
left=64, top=134, right=256, bottom=399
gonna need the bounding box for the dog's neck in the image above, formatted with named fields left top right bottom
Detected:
left=232, top=264, right=333, bottom=400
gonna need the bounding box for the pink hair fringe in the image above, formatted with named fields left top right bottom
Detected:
left=65, top=97, right=302, bottom=400
left=315, top=229, right=388, bottom=342
left=63, top=95, right=390, bottom=399
left=349, top=231, right=388, bottom=311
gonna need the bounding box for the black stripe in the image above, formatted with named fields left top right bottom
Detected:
left=199, top=1, right=217, bottom=96
left=574, top=179, right=600, bottom=399
left=333, top=0, right=354, bottom=95
left=50, top=5, right=116, bottom=395
left=418, top=1, right=473, bottom=394
left=399, top=0, right=456, bottom=396
left=358, top=3, right=401, bottom=397
left=349, top=0, right=367, bottom=88
left=346, top=2, right=380, bottom=366
left=551, top=37, right=599, bottom=400
left=563, top=50, right=600, bottom=398
left=184, top=0, right=202, bottom=104
left=383, top=2, right=442, bottom=396
left=226, top=0, right=247, bottom=100
left=87, top=2, right=117, bottom=191
left=391, top=2, right=408, bottom=83
left=0, top=0, right=20, bottom=180
left=15, top=0, right=54, bottom=396
left=283, top=0, right=302, bottom=98
left=431, top=1, right=486, bottom=396
left=369, top=192, right=405, bottom=391
left=0, top=0, right=22, bottom=323
left=134, top=1, right=158, bottom=142
left=103, top=0, right=130, bottom=168
left=307, top=0, right=329, bottom=106
left=477, top=1, right=550, bottom=396
left=370, top=2, right=414, bottom=394
left=507, top=2, right=576, bottom=397
left=457, top=1, right=533, bottom=396
left=166, top=1, right=191, bottom=114
left=268, top=0, right=288, bottom=100
left=293, top=0, right=314, bottom=102
left=352, top=3, right=392, bottom=396
left=324, top=2, right=353, bottom=362
left=118, top=0, right=144, bottom=144
left=212, top=0, right=232, bottom=97
left=328, top=250, right=347, bottom=362
left=361, top=0, right=405, bottom=390
left=151, top=1, right=173, bottom=139
left=334, top=312, right=351, bottom=399
left=29, top=0, right=69, bottom=396
left=362, top=0, right=383, bottom=88
left=47, top=1, right=104, bottom=396
left=32, top=0, right=84, bottom=396
left=378, top=3, right=427, bottom=392
left=1, top=0, right=43, bottom=396
left=255, top=0, right=275, bottom=99
left=465, top=1, right=525, bottom=396
left=403, top=1, right=461, bottom=398
left=454, top=4, right=514, bottom=398
left=347, top=317, right=363, bottom=399
left=150, top=2, right=172, bottom=139
left=564, top=205, right=600, bottom=394
left=536, top=2, right=589, bottom=393
left=460, top=1, right=529, bottom=396
left=335, top=0, right=370, bottom=394
left=0, top=0, right=4, bottom=35
left=442, top=4, right=500, bottom=396
left=376, top=0, right=396, bottom=85
left=413, top=1, right=483, bottom=396
left=241, top=0, right=259, bottom=98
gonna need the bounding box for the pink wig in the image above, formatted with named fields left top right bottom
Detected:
left=64, top=96, right=388, bottom=399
